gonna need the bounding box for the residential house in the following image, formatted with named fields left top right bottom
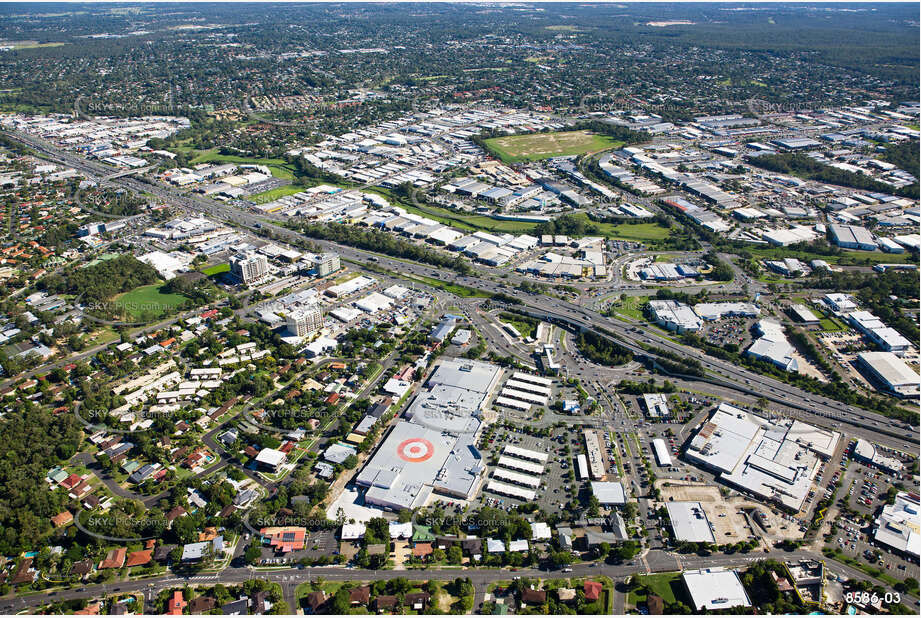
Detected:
left=584, top=581, right=603, bottom=603
left=304, top=591, right=327, bottom=614
left=222, top=598, right=249, bottom=615
left=98, top=547, right=127, bottom=570
left=373, top=595, right=397, bottom=612
left=349, top=586, right=371, bottom=607
left=521, top=588, right=546, bottom=606
left=124, top=550, right=152, bottom=568
left=51, top=510, right=74, bottom=528
left=167, top=591, right=187, bottom=616
left=404, top=593, right=430, bottom=611
left=189, top=596, right=217, bottom=614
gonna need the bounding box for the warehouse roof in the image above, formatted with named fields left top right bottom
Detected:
left=590, top=481, right=626, bottom=505
left=686, top=404, right=840, bottom=511
left=858, top=351, right=920, bottom=394
left=874, top=492, right=920, bottom=558
left=666, top=502, right=716, bottom=543
left=682, top=568, right=751, bottom=610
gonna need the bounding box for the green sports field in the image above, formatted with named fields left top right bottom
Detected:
left=114, top=284, right=187, bottom=321
left=201, top=263, right=230, bottom=276
left=483, top=130, right=623, bottom=163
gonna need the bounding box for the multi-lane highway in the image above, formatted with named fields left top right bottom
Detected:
left=2, top=128, right=920, bottom=614
left=6, top=128, right=917, bottom=454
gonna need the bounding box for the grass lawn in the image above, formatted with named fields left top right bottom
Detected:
left=602, top=222, right=671, bottom=241
left=398, top=200, right=538, bottom=234
left=757, top=273, right=791, bottom=284
left=114, top=284, right=187, bottom=321
left=498, top=313, right=536, bottom=339
left=248, top=184, right=304, bottom=204
left=400, top=273, right=491, bottom=298
left=484, top=130, right=624, bottom=163
left=607, top=295, right=649, bottom=321
left=84, top=327, right=120, bottom=347
left=201, top=262, right=230, bottom=276
left=819, top=316, right=848, bottom=332
left=627, top=572, right=685, bottom=607
left=4, top=41, right=66, bottom=50
left=334, top=271, right=362, bottom=284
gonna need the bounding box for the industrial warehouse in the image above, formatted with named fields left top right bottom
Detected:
left=685, top=404, right=841, bottom=511
left=354, top=358, right=503, bottom=510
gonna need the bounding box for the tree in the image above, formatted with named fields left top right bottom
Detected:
left=616, top=541, right=640, bottom=561
left=329, top=588, right=351, bottom=614
left=446, top=546, right=463, bottom=565
left=245, top=543, right=262, bottom=565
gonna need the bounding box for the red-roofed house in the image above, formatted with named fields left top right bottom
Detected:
left=167, top=590, right=187, bottom=615
left=51, top=510, right=74, bottom=528
left=584, top=581, right=602, bottom=602
left=74, top=602, right=102, bottom=615
left=60, top=472, right=82, bottom=490
left=412, top=542, right=434, bottom=559
left=166, top=506, right=187, bottom=527
left=98, top=547, right=127, bottom=570
left=125, top=550, right=152, bottom=568
left=69, top=480, right=93, bottom=499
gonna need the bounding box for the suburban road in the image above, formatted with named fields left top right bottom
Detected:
left=4, top=547, right=916, bottom=613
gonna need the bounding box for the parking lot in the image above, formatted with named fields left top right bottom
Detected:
left=698, top=315, right=755, bottom=350
left=829, top=454, right=921, bottom=579
left=488, top=375, right=584, bottom=428
left=473, top=424, right=587, bottom=517
left=830, top=509, right=920, bottom=581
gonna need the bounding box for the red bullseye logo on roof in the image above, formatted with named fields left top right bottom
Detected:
left=397, top=438, right=434, bottom=462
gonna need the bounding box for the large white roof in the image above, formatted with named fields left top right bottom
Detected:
left=666, top=502, right=716, bottom=543
left=255, top=448, right=286, bottom=467
left=590, top=481, right=626, bottom=505
left=503, top=444, right=549, bottom=463
left=874, top=492, right=920, bottom=558
left=682, top=568, right=751, bottom=610
left=686, top=404, right=840, bottom=511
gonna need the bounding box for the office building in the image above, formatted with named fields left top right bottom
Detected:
left=355, top=358, right=501, bottom=510
left=286, top=306, right=323, bottom=337
left=230, top=252, right=268, bottom=284
left=313, top=253, right=341, bottom=277
left=648, top=299, right=702, bottom=333
left=856, top=352, right=920, bottom=398
left=873, top=492, right=919, bottom=559
left=666, top=502, right=716, bottom=543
